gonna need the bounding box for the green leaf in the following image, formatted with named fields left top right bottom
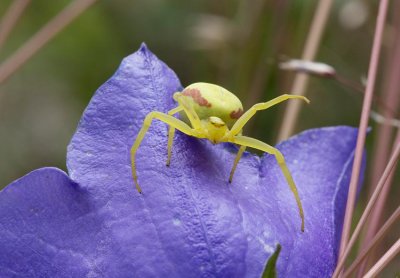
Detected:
left=261, top=244, right=282, bottom=278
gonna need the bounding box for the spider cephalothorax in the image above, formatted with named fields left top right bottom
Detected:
left=130, top=82, right=309, bottom=231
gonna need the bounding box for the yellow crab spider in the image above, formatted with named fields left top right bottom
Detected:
left=130, top=82, right=309, bottom=232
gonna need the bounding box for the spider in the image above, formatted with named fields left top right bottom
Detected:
left=130, top=82, right=309, bottom=232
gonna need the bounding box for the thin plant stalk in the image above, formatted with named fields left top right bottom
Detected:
left=363, top=238, right=400, bottom=278
left=344, top=206, right=400, bottom=277
left=0, top=0, right=98, bottom=84
left=333, top=139, right=400, bottom=278
left=236, top=0, right=270, bottom=46
left=277, top=0, right=333, bottom=141
left=279, top=63, right=396, bottom=116
left=244, top=0, right=289, bottom=109
left=358, top=131, right=400, bottom=276
left=0, top=0, right=31, bottom=51
left=360, top=3, right=400, bottom=273
left=337, top=0, right=389, bottom=261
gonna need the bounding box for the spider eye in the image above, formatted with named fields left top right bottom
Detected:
left=209, top=116, right=226, bottom=127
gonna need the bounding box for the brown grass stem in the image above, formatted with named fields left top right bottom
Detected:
left=337, top=0, right=389, bottom=263
left=0, top=0, right=30, bottom=51
left=360, top=4, right=400, bottom=273
left=277, top=0, right=333, bottom=142
left=343, top=206, right=400, bottom=277
left=0, top=0, right=98, bottom=84
left=358, top=131, right=400, bottom=275
left=280, top=64, right=396, bottom=116
left=244, top=1, right=289, bottom=109
left=333, top=138, right=400, bottom=278
left=363, top=238, right=400, bottom=278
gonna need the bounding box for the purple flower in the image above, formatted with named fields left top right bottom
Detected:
left=0, top=44, right=363, bottom=277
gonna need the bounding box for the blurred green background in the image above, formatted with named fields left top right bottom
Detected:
left=0, top=0, right=373, bottom=186
left=0, top=0, right=398, bottom=275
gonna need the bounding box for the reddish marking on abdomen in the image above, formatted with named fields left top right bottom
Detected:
left=230, top=108, right=244, bottom=119
left=182, top=88, right=212, bottom=107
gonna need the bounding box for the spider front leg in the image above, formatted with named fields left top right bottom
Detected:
left=130, top=111, right=199, bottom=193
left=166, top=93, right=203, bottom=166
left=230, top=135, right=305, bottom=232
left=229, top=145, right=246, bottom=183
left=228, top=94, right=310, bottom=136
left=166, top=106, right=183, bottom=166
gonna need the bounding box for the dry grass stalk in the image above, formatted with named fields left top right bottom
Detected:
left=277, top=0, right=333, bottom=141
left=337, top=0, right=389, bottom=264
left=333, top=138, right=400, bottom=277
left=0, top=0, right=98, bottom=84
left=360, top=3, right=400, bottom=273
left=344, top=206, right=400, bottom=277
left=0, top=0, right=30, bottom=51
left=363, top=238, right=400, bottom=278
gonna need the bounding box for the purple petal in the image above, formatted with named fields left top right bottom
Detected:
left=0, top=168, right=104, bottom=277
left=0, top=44, right=363, bottom=277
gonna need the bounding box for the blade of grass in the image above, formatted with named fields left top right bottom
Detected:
left=277, top=0, right=333, bottom=141
left=0, top=0, right=31, bottom=51
left=0, top=0, right=98, bottom=84
left=333, top=138, right=400, bottom=278
left=344, top=206, right=400, bottom=277
left=337, top=0, right=389, bottom=263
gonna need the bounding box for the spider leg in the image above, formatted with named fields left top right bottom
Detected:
left=167, top=94, right=205, bottom=166
left=130, top=111, right=200, bottom=193
left=166, top=106, right=184, bottom=166
left=229, top=135, right=305, bottom=232
left=229, top=145, right=246, bottom=183
left=228, top=94, right=310, bottom=136
left=173, top=92, right=202, bottom=129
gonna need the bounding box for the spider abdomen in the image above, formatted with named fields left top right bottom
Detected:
left=177, top=82, right=243, bottom=128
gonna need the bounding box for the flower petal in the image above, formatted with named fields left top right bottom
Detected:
left=0, top=45, right=364, bottom=277
left=0, top=168, right=105, bottom=277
